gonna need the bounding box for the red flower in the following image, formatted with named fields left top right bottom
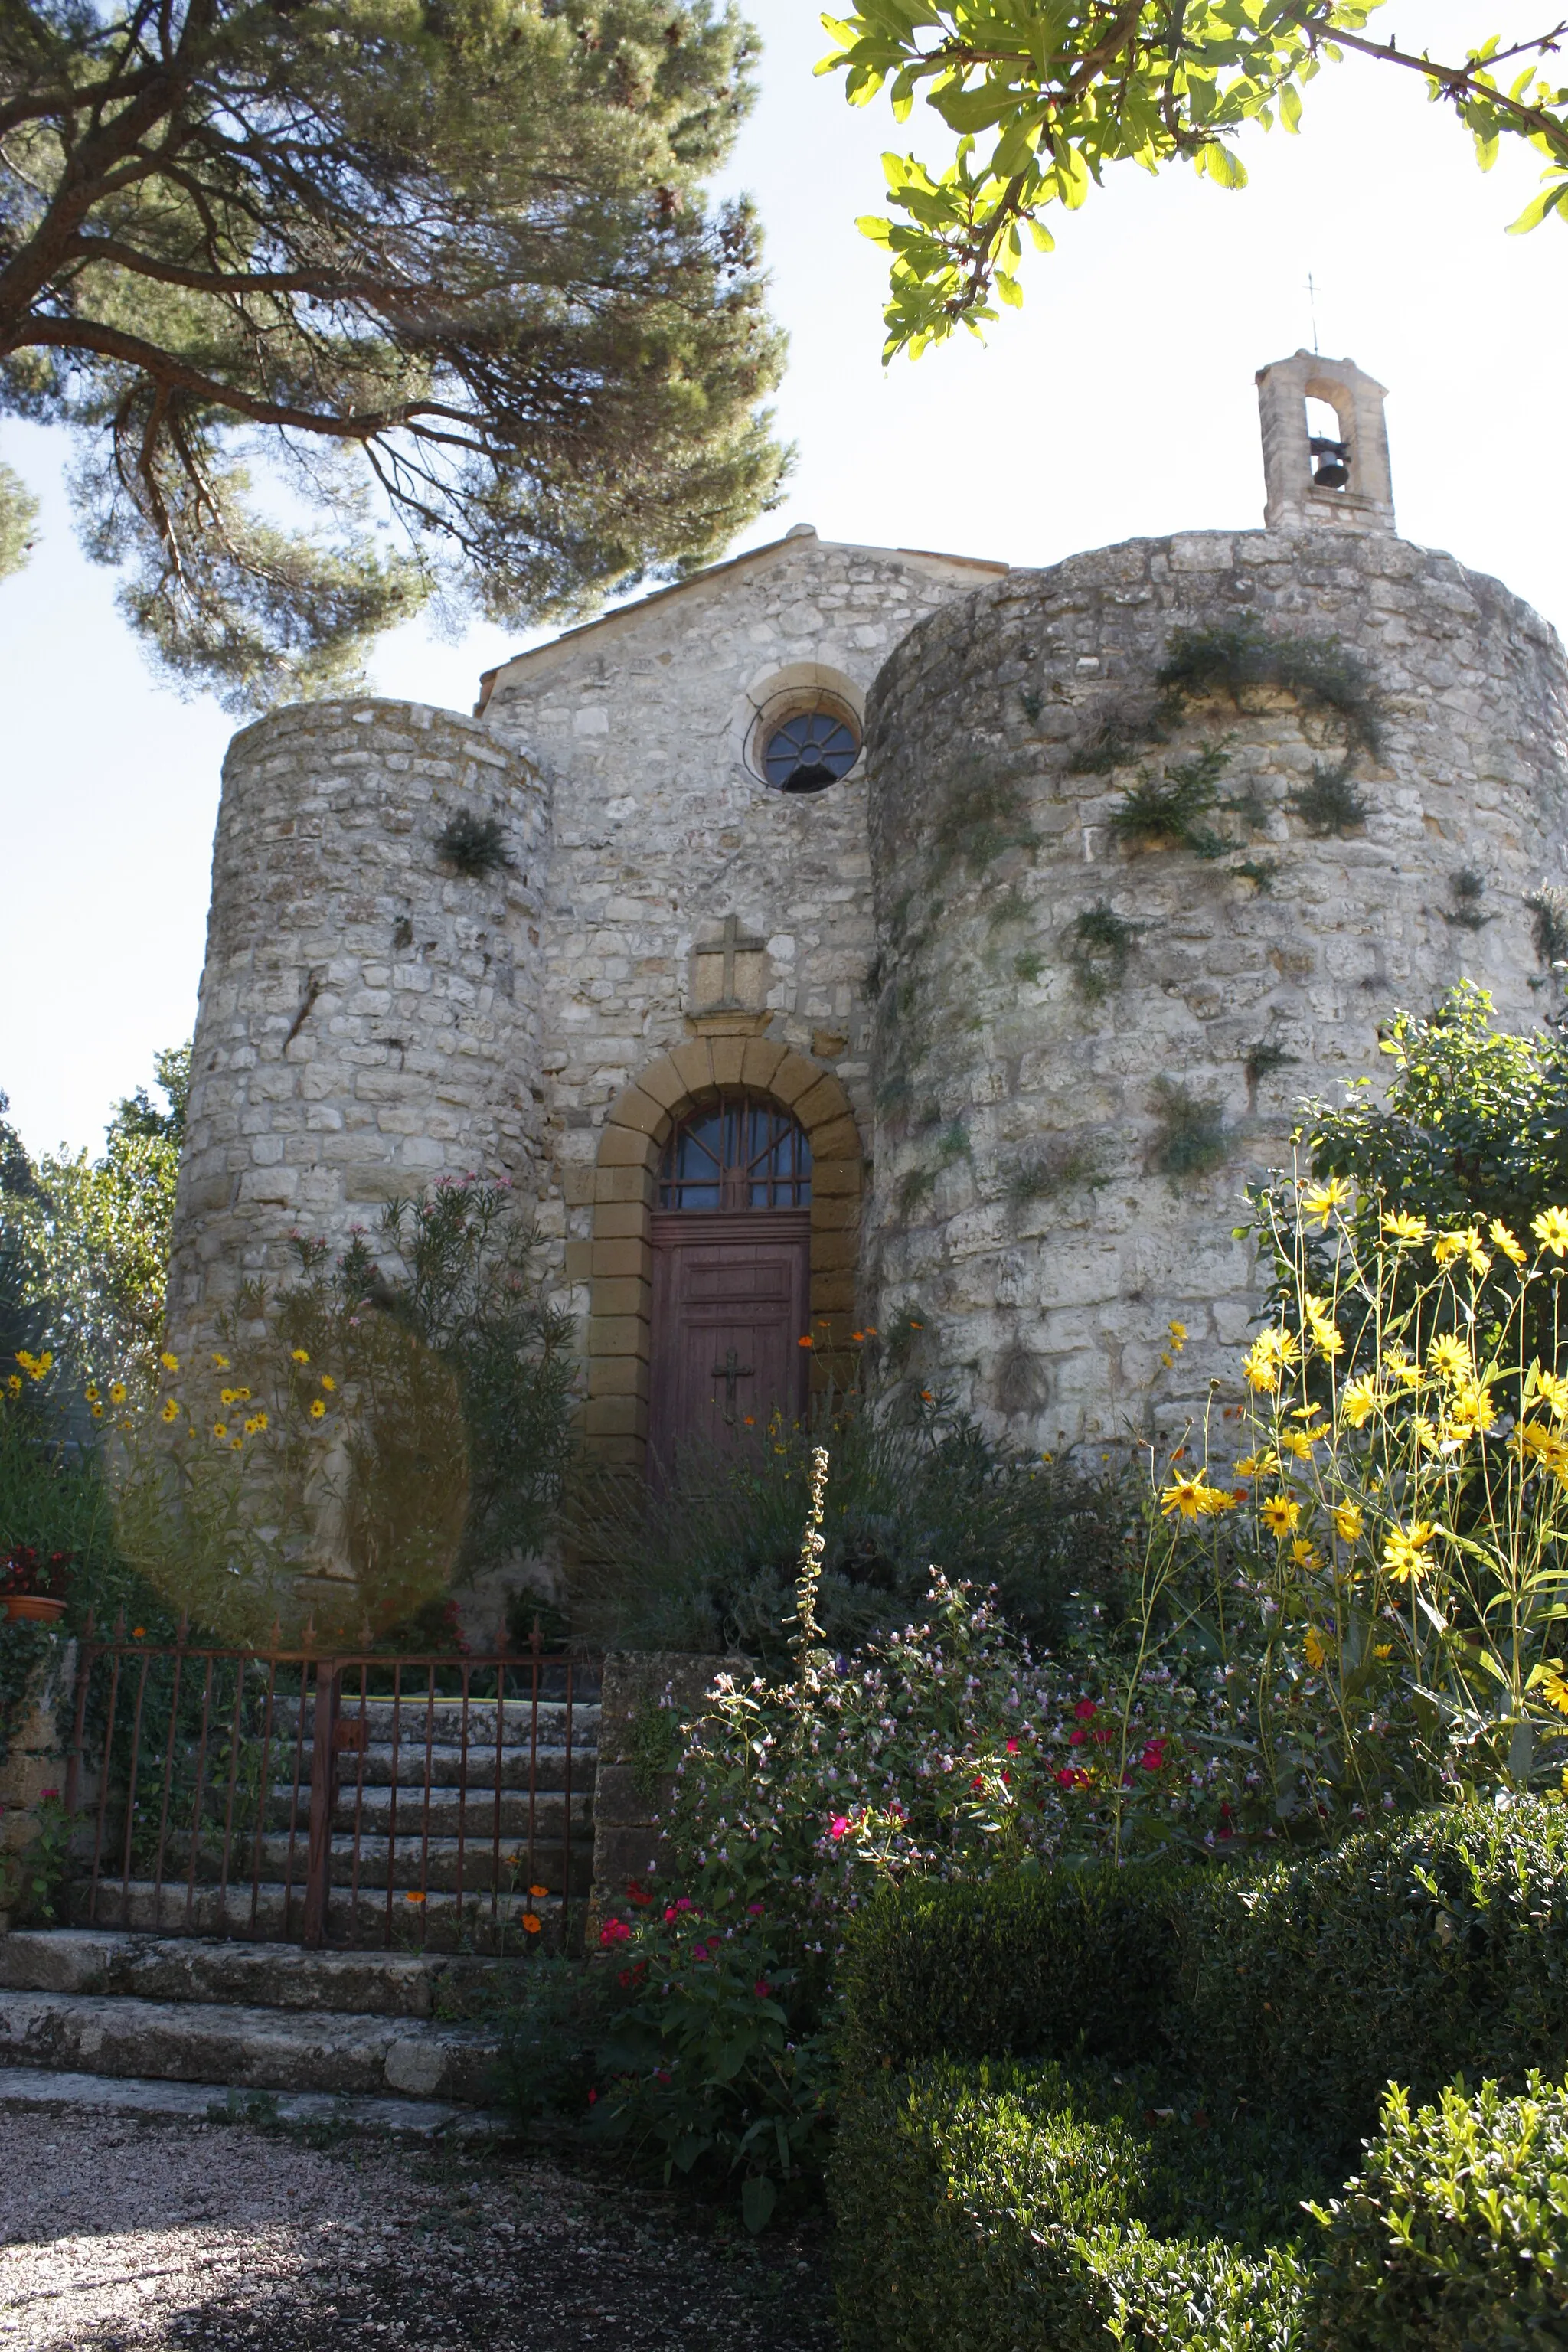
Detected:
left=1005, top=1738, right=1020, bottom=1755
left=1056, top=1766, right=1091, bottom=1789
left=972, top=1775, right=985, bottom=1792
left=1068, top=1727, right=1086, bottom=1747
left=1073, top=1698, right=1098, bottom=1720
left=754, top=1979, right=771, bottom=1998
left=599, top=1917, right=632, bottom=1947
left=1141, top=1740, right=1168, bottom=1772
left=626, top=1880, right=654, bottom=1907
left=1093, top=1728, right=1115, bottom=1746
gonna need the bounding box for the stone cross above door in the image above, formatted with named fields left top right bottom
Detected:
left=688, top=913, right=770, bottom=1034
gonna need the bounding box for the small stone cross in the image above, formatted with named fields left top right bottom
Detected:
left=707, top=913, right=764, bottom=1009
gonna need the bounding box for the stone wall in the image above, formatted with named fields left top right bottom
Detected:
left=477, top=528, right=1004, bottom=1454
left=864, top=525, right=1568, bottom=1448
left=168, top=701, right=549, bottom=1334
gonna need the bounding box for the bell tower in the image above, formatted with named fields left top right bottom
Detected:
left=1256, top=350, right=1395, bottom=534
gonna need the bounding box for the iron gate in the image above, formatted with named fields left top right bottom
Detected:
left=62, top=1618, right=599, bottom=1952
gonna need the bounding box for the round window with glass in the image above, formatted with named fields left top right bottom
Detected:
left=762, top=707, right=861, bottom=794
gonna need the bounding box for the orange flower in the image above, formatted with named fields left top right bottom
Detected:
left=529, top=1884, right=550, bottom=1897
left=406, top=1890, right=426, bottom=1905
left=798, top=1334, right=813, bottom=1348
left=851, top=1331, right=864, bottom=1343
left=522, top=1913, right=543, bottom=1934
left=132, top=1626, right=145, bottom=1639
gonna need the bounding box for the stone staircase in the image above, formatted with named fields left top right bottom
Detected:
left=75, top=1683, right=600, bottom=1949
left=0, top=1929, right=514, bottom=2133
left=0, top=1674, right=603, bottom=2135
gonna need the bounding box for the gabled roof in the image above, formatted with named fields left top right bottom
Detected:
left=472, top=525, right=1008, bottom=713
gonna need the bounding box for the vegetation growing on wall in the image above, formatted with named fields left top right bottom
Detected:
left=1147, top=1077, right=1230, bottom=1181
left=1067, top=903, right=1141, bottom=1000
left=1526, top=882, right=1568, bottom=968
left=1286, top=760, right=1370, bottom=836
left=435, top=812, right=512, bottom=879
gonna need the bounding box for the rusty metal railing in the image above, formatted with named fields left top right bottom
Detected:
left=63, top=1614, right=599, bottom=1952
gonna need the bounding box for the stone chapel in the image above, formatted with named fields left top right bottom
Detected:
left=168, top=354, right=1568, bottom=1468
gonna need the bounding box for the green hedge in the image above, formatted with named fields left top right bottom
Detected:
left=844, top=1805, right=1568, bottom=2151
left=1312, top=2073, right=1568, bottom=2350
left=837, top=1862, right=1191, bottom=2076
left=831, top=2060, right=1314, bottom=2352
left=835, top=1807, right=1568, bottom=2350
left=1174, top=1805, right=1568, bottom=2154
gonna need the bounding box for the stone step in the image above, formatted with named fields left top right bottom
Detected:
left=0, top=2066, right=501, bottom=2138
left=72, top=1879, right=575, bottom=1948
left=87, top=1824, right=592, bottom=1894
left=303, top=1785, right=591, bottom=1838
left=272, top=1697, right=600, bottom=1746
left=0, top=1988, right=501, bottom=2102
left=0, top=1929, right=514, bottom=2017
left=299, top=1740, right=594, bottom=1791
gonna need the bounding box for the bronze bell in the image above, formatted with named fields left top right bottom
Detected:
left=1310, top=433, right=1350, bottom=489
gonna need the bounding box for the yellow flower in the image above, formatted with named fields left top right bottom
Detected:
left=1432, top=1227, right=1490, bottom=1276
left=1167, top=1321, right=1187, bottom=1351
left=1341, top=1376, right=1380, bottom=1429
left=244, top=1416, right=260, bottom=1436
left=320, top=1374, right=337, bottom=1392
left=230, top=1437, right=243, bottom=1451
left=220, top=1389, right=237, bottom=1406
left=1383, top=1520, right=1439, bottom=1583
left=1535, top=1665, right=1568, bottom=1720
left=1243, top=1328, right=1298, bottom=1394
left=1381, top=1210, right=1429, bottom=1244
left=84, top=1384, right=100, bottom=1403
left=1279, top=1429, right=1315, bottom=1462
left=253, top=1410, right=269, bottom=1432
left=1446, top=1381, right=1498, bottom=1439
left=309, top=1398, right=327, bottom=1420
left=291, top=1348, right=311, bottom=1365
left=5, top=1374, right=21, bottom=1397
left=1161, top=1473, right=1231, bottom=1521
left=1259, top=1494, right=1302, bottom=1537
left=1331, top=1501, right=1364, bottom=1544
left=1290, top=1537, right=1324, bottom=1570
left=1374, top=1642, right=1393, bottom=1661
left=1412, top=1413, right=1442, bottom=1454
left=1304, top=1626, right=1328, bottom=1671
left=1303, top=1292, right=1344, bottom=1358
left=1525, top=1363, right=1568, bottom=1422
left=1426, top=1334, right=1471, bottom=1383
left=1301, top=1177, right=1354, bottom=1230
left=1490, top=1220, right=1528, bottom=1269
left=1532, top=1206, right=1568, bottom=1258
left=161, top=1397, right=181, bottom=1423
left=109, top=1381, right=126, bottom=1405
left=212, top=1421, right=228, bottom=1441
left=234, top=1387, right=252, bottom=1402
left=160, top=1351, right=179, bottom=1373
left=90, top=1401, right=104, bottom=1418
left=211, top=1353, right=230, bottom=1369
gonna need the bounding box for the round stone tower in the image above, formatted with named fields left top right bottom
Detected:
left=864, top=355, right=1568, bottom=1447
left=168, top=699, right=549, bottom=1336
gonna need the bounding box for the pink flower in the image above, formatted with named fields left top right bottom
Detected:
left=1056, top=1766, right=1090, bottom=1789
left=746, top=1901, right=764, bottom=1916
left=829, top=1815, right=850, bottom=1839
left=754, top=1979, right=771, bottom=1998
left=1074, top=1697, right=1098, bottom=1720
left=1005, top=1739, right=1020, bottom=1756
left=599, top=1917, right=632, bottom=1946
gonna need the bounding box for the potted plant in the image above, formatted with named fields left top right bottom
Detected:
left=2, top=1546, right=70, bottom=1622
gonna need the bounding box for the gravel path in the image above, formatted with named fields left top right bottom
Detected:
left=0, top=2109, right=838, bottom=2351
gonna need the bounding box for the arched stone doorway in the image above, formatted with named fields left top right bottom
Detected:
left=584, top=1038, right=864, bottom=1468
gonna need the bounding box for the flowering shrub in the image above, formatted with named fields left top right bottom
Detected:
left=1158, top=1165, right=1568, bottom=1818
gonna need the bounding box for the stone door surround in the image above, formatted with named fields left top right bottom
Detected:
left=583, top=1038, right=864, bottom=1466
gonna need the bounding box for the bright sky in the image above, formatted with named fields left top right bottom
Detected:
left=2, top=2, right=1565, bottom=1158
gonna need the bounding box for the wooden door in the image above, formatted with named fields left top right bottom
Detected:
left=648, top=1210, right=812, bottom=1471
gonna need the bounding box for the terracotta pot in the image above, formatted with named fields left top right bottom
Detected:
left=4, top=1594, right=67, bottom=1623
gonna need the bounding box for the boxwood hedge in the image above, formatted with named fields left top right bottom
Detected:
left=833, top=1804, right=1568, bottom=2350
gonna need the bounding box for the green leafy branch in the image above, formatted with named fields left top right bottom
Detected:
left=818, top=1, right=1568, bottom=358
